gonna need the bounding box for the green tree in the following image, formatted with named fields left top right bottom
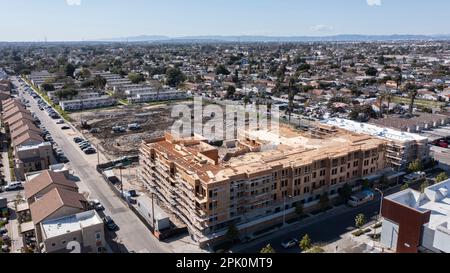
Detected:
left=260, top=244, right=276, bottom=254
left=436, top=172, right=449, bottom=183
left=65, top=63, right=76, bottom=78
left=339, top=184, right=353, bottom=202
left=355, top=214, right=366, bottom=230
left=299, top=234, right=312, bottom=252
left=319, top=193, right=330, bottom=212
left=400, top=183, right=410, bottom=191
left=295, top=203, right=304, bottom=217
left=216, top=65, right=230, bottom=75
left=306, top=246, right=325, bottom=253
left=226, top=85, right=236, bottom=99
left=420, top=181, right=430, bottom=193
left=41, top=83, right=55, bottom=92
left=226, top=224, right=239, bottom=243
left=128, top=73, right=145, bottom=84
left=408, top=159, right=423, bottom=173
left=93, top=75, right=107, bottom=89
left=166, top=67, right=186, bottom=87
left=365, top=67, right=378, bottom=77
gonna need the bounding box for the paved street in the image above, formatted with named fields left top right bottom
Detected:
left=14, top=77, right=172, bottom=253
left=235, top=199, right=380, bottom=253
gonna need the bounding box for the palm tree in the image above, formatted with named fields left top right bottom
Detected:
left=287, top=77, right=297, bottom=124
left=404, top=83, right=418, bottom=116
left=377, top=94, right=384, bottom=118
left=385, top=93, right=392, bottom=117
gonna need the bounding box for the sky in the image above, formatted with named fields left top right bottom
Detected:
left=0, top=0, right=449, bottom=41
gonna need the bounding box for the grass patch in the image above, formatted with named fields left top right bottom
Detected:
left=352, top=228, right=372, bottom=237
left=7, top=146, right=16, bottom=181
left=373, top=222, right=382, bottom=229
left=391, top=96, right=446, bottom=109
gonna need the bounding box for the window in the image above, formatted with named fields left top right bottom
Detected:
left=95, top=232, right=101, bottom=240
left=62, top=240, right=67, bottom=245
left=332, top=168, right=338, bottom=175
left=51, top=243, right=56, bottom=247
left=97, top=247, right=103, bottom=253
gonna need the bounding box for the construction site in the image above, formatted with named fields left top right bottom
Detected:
left=69, top=103, right=185, bottom=158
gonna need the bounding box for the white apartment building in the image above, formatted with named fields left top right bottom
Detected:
left=59, top=95, right=116, bottom=111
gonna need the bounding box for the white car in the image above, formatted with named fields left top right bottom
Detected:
left=56, top=120, right=65, bottom=124
left=3, top=182, right=23, bottom=191
left=281, top=238, right=299, bottom=249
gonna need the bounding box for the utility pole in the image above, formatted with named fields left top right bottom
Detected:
left=373, top=188, right=384, bottom=243
left=151, top=191, right=156, bottom=233
left=96, top=143, right=100, bottom=165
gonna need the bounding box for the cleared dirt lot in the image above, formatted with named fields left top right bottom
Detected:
left=69, top=103, right=189, bottom=158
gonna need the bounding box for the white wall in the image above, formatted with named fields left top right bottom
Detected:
left=381, top=218, right=399, bottom=251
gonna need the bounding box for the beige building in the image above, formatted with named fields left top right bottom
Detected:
left=1, top=98, right=56, bottom=180
left=40, top=210, right=105, bottom=253
left=139, top=125, right=387, bottom=247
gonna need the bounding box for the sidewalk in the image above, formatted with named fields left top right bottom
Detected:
left=7, top=207, right=24, bottom=253
left=231, top=204, right=350, bottom=253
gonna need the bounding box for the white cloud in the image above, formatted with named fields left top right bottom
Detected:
left=310, top=24, right=335, bottom=32
left=66, top=0, right=81, bottom=6
left=366, top=0, right=382, bottom=6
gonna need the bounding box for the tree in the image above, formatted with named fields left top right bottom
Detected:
left=436, top=172, right=449, bottom=183
left=77, top=68, right=91, bottom=80
left=355, top=214, right=366, bottom=230
left=295, top=203, right=304, bottom=217
left=319, top=193, right=330, bottom=212
left=41, top=83, right=55, bottom=92
left=128, top=73, right=145, bottom=84
left=166, top=67, right=186, bottom=87
left=299, top=234, right=312, bottom=252
left=404, top=83, right=418, bottom=115
left=64, top=63, right=76, bottom=78
left=226, top=85, right=236, bottom=99
left=93, top=75, right=107, bottom=89
left=306, top=246, right=325, bottom=253
left=408, top=159, right=423, bottom=173
left=225, top=224, right=239, bottom=243
left=420, top=181, right=430, bottom=193
left=260, top=244, right=276, bottom=254
left=338, top=184, right=353, bottom=202
left=400, top=183, right=410, bottom=191
left=215, top=65, right=230, bottom=76
left=378, top=175, right=389, bottom=189
left=365, top=67, right=378, bottom=77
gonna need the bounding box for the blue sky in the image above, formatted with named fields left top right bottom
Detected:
left=0, top=0, right=449, bottom=41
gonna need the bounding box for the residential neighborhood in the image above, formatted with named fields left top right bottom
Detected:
left=0, top=0, right=449, bottom=263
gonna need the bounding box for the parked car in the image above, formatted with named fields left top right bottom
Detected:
left=56, top=120, right=65, bottom=124
left=73, top=137, right=84, bottom=143
left=90, top=200, right=104, bottom=211
left=0, top=227, right=7, bottom=235
left=3, top=182, right=23, bottom=192
left=103, top=216, right=118, bottom=231
left=348, top=190, right=375, bottom=208
left=281, top=238, right=299, bottom=249
left=84, top=148, right=97, bottom=155
left=61, top=126, right=70, bottom=130
left=80, top=144, right=92, bottom=150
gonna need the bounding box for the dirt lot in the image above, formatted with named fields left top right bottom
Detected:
left=69, top=103, right=191, bottom=158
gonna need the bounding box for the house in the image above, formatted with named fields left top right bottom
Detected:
left=24, top=170, right=78, bottom=204
left=59, top=96, right=116, bottom=111
left=40, top=210, right=105, bottom=253
left=29, top=187, right=89, bottom=249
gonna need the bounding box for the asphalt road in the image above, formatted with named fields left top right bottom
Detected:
left=238, top=200, right=380, bottom=253
left=14, top=77, right=169, bottom=253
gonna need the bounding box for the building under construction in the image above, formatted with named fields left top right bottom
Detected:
left=138, top=124, right=389, bottom=247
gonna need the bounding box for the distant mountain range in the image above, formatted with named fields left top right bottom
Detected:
left=101, top=34, right=450, bottom=43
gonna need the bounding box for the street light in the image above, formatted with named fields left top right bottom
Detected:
left=373, top=188, right=384, bottom=242
left=282, top=194, right=293, bottom=227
